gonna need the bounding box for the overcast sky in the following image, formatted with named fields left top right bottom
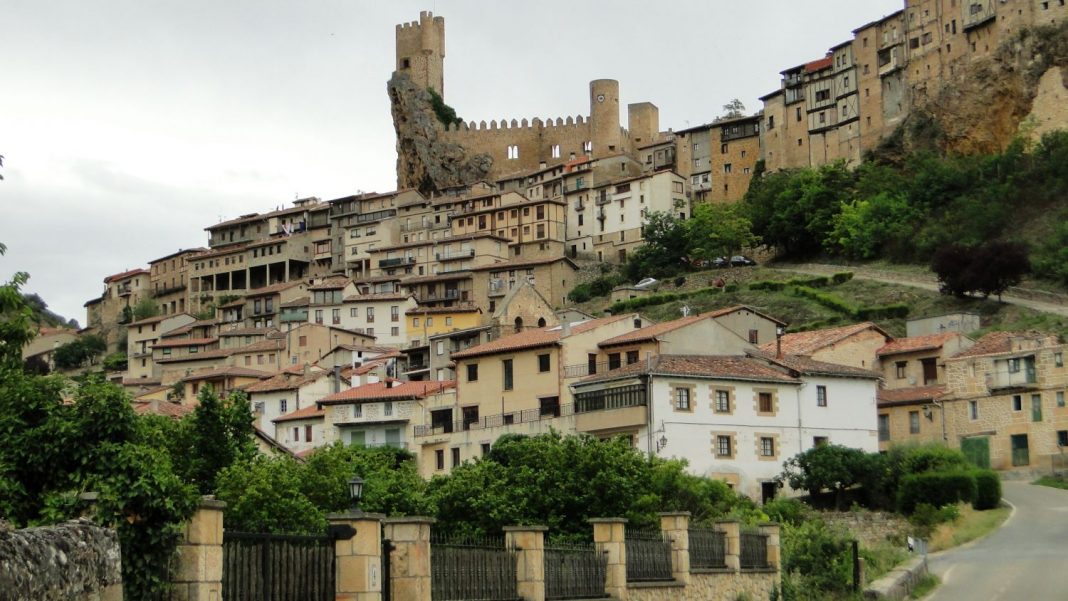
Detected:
left=0, top=0, right=902, bottom=325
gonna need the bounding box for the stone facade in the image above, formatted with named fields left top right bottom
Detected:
left=0, top=519, right=122, bottom=601
left=821, top=511, right=910, bottom=548
left=169, top=498, right=224, bottom=601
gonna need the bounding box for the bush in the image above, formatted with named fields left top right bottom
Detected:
left=831, top=272, right=854, bottom=284
left=762, top=497, right=809, bottom=526
left=898, top=471, right=977, bottom=514
left=792, top=286, right=856, bottom=315
left=909, top=502, right=960, bottom=538
left=972, top=469, right=1002, bottom=510
left=856, top=303, right=910, bottom=320
left=786, top=276, right=831, bottom=287
left=724, top=283, right=739, bottom=293
left=749, top=280, right=787, bottom=291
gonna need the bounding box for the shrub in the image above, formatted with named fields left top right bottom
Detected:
left=749, top=280, right=787, bottom=291
left=724, top=283, right=739, bottom=293
left=898, top=471, right=977, bottom=514
left=856, top=303, right=910, bottom=320
left=787, top=276, right=831, bottom=288
left=972, top=469, right=1002, bottom=510
left=568, top=283, right=593, bottom=303
left=909, top=503, right=960, bottom=538
left=762, top=497, right=809, bottom=526
left=792, top=286, right=856, bottom=315
left=831, top=272, right=854, bottom=284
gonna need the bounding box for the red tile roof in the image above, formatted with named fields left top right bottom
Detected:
left=750, top=351, right=881, bottom=379
left=804, top=56, right=833, bottom=72
left=132, top=400, right=193, bottom=418
left=104, top=268, right=149, bottom=283
left=877, top=385, right=946, bottom=407
left=759, top=322, right=890, bottom=357
left=596, top=305, right=771, bottom=349
left=272, top=404, right=325, bottom=423
left=319, top=380, right=455, bottom=404
left=218, top=327, right=275, bottom=337
left=468, top=257, right=578, bottom=272
left=578, top=354, right=798, bottom=385
left=246, top=368, right=332, bottom=393
left=308, top=277, right=352, bottom=291
left=152, top=337, right=218, bottom=349
left=877, top=333, right=962, bottom=357
left=451, top=314, right=635, bottom=360
left=246, top=280, right=305, bottom=297
left=950, top=330, right=1054, bottom=359
left=181, top=366, right=273, bottom=382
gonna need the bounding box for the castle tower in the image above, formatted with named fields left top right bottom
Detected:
left=396, top=11, right=446, bottom=97
left=589, top=79, right=622, bottom=159
left=627, top=102, right=660, bottom=148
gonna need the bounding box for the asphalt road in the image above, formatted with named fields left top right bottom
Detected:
left=926, top=480, right=1068, bottom=601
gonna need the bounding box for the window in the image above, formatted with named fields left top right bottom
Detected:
left=435, top=449, right=445, bottom=470
left=279, top=399, right=288, bottom=414
left=723, top=163, right=732, bottom=174
left=482, top=442, right=492, bottom=456
left=760, top=437, right=775, bottom=457
left=413, top=317, right=420, bottom=327
left=503, top=359, right=514, bottom=390
left=451, top=447, right=461, bottom=467
left=1058, top=431, right=1068, bottom=448
left=539, top=396, right=561, bottom=417
left=538, top=353, right=551, bottom=373
left=1032, top=394, right=1043, bottom=422
left=467, top=363, right=478, bottom=382
left=909, top=411, right=920, bottom=434
left=366, top=328, right=374, bottom=337
left=813, top=436, right=829, bottom=447
left=878, top=415, right=890, bottom=441
left=391, top=306, right=399, bottom=322
left=384, top=402, right=393, bottom=417
left=748, top=329, right=759, bottom=344
left=350, top=308, right=358, bottom=318
left=716, top=435, right=733, bottom=457
left=815, top=89, right=831, bottom=102
left=969, top=400, right=979, bottom=420
left=1058, top=391, right=1065, bottom=408
left=626, top=350, right=639, bottom=365
left=816, top=386, right=827, bottom=407
left=1008, top=358, right=1021, bottom=373
left=758, top=392, right=773, bottom=413
left=551, top=144, right=560, bottom=158
left=714, top=390, right=730, bottom=413
left=292, top=427, right=299, bottom=442
left=1012, top=395, right=1023, bottom=411
left=331, top=308, right=340, bottom=324
left=608, top=353, right=621, bottom=370
left=445, top=316, right=452, bottom=326
left=354, top=404, right=362, bottom=418
left=366, top=307, right=374, bottom=323
left=436, top=341, right=445, bottom=356
left=507, top=145, right=519, bottom=160
left=896, top=361, right=907, bottom=379
left=674, top=387, right=691, bottom=411
left=305, top=425, right=313, bottom=442
left=720, top=143, right=728, bottom=154
left=1056, top=352, right=1063, bottom=367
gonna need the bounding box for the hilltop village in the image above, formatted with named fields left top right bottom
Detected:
left=34, top=1, right=1068, bottom=499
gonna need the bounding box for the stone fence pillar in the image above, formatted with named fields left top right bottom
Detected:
left=328, top=511, right=384, bottom=601
left=590, top=518, right=628, bottom=600
left=504, top=525, right=547, bottom=601
left=716, top=520, right=741, bottom=572
left=659, top=511, right=690, bottom=584
left=759, top=523, right=782, bottom=572
left=382, top=517, right=434, bottom=601
left=171, top=497, right=225, bottom=601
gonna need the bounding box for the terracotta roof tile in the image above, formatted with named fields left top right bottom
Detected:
left=181, top=366, right=273, bottom=382
left=750, top=350, right=882, bottom=379
left=133, top=400, right=193, bottom=418
left=405, top=304, right=481, bottom=315
left=155, top=348, right=234, bottom=363
left=468, top=257, right=578, bottom=272
left=246, top=369, right=331, bottom=393
left=877, top=385, right=946, bottom=406
left=272, top=404, right=326, bottom=423
left=218, top=327, right=275, bottom=337
left=230, top=339, right=286, bottom=353
left=877, top=333, right=962, bottom=356
left=578, top=354, right=797, bottom=385
left=758, top=322, right=890, bottom=357
left=950, top=330, right=1053, bottom=359
left=281, top=296, right=310, bottom=308
left=308, top=277, right=352, bottom=291
left=319, top=380, right=455, bottom=404
left=152, top=337, right=218, bottom=349
left=451, top=314, right=634, bottom=360
left=246, top=281, right=305, bottom=296
left=104, top=268, right=149, bottom=283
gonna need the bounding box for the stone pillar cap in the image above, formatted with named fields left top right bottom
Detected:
left=658, top=511, right=692, bottom=517
left=503, top=525, right=548, bottom=532
left=198, top=497, right=227, bottom=510
left=328, top=511, right=386, bottom=521
left=383, top=516, right=437, bottom=524
left=588, top=517, right=629, bottom=524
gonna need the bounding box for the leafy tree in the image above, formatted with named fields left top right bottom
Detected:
left=170, top=387, right=257, bottom=493
left=622, top=210, right=691, bottom=281
left=686, top=202, right=759, bottom=264
left=932, top=241, right=1030, bottom=299
left=722, top=98, right=746, bottom=118
left=828, top=192, right=919, bottom=260
left=103, top=352, right=128, bottom=372
left=131, top=297, right=159, bottom=321
left=777, top=444, right=871, bottom=510
left=52, top=333, right=107, bottom=369
left=1033, top=216, right=1068, bottom=285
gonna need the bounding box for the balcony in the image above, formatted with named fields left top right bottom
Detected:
left=152, top=284, right=187, bottom=298
left=414, top=403, right=576, bottom=437
left=574, top=383, right=648, bottom=434
left=563, top=182, right=587, bottom=194
left=987, top=361, right=1038, bottom=391
left=353, top=441, right=408, bottom=450
left=443, top=289, right=460, bottom=300
left=356, top=209, right=397, bottom=224
left=436, top=249, right=475, bottom=261
left=573, top=200, right=585, bottom=211
left=379, top=257, right=416, bottom=268
left=595, top=192, right=611, bottom=206
left=597, top=209, right=606, bottom=221
left=562, top=361, right=616, bottom=379
left=400, top=221, right=432, bottom=233
left=878, top=52, right=901, bottom=77
left=488, top=279, right=507, bottom=297
left=117, top=285, right=133, bottom=296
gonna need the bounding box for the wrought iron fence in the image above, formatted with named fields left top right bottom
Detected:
left=624, top=527, right=674, bottom=582
left=544, top=540, right=608, bottom=600
left=739, top=529, right=769, bottom=570
left=415, top=404, right=576, bottom=437
left=222, top=531, right=335, bottom=601
left=430, top=533, right=519, bottom=601
left=688, top=528, right=726, bottom=569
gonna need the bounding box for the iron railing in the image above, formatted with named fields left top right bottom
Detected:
left=688, top=528, right=726, bottom=570
left=222, top=530, right=335, bottom=601
left=561, top=361, right=612, bottom=379
left=624, top=528, right=673, bottom=583
left=414, top=404, right=575, bottom=438
left=544, top=540, right=608, bottom=600
left=430, top=533, right=519, bottom=601
left=739, top=529, right=769, bottom=570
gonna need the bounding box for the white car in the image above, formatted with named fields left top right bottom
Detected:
left=634, top=277, right=659, bottom=290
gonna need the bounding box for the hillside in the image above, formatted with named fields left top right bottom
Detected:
left=573, top=266, right=1068, bottom=340
left=22, top=293, right=79, bottom=330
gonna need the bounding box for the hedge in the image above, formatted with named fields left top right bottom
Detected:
left=606, top=286, right=721, bottom=314
left=972, top=469, right=1002, bottom=510
left=792, top=286, right=857, bottom=315
left=898, top=471, right=978, bottom=514
left=831, top=272, right=854, bottom=284
left=749, top=280, right=787, bottom=291
left=856, top=303, right=910, bottom=320
left=786, top=276, right=832, bottom=288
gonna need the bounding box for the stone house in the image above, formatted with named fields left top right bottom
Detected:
left=759, top=321, right=892, bottom=371
left=319, top=379, right=456, bottom=453
left=125, top=313, right=197, bottom=380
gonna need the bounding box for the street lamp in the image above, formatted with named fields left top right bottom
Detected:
left=348, top=476, right=364, bottom=511
left=775, top=325, right=787, bottom=358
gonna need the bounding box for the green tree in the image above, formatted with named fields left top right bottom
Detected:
left=686, top=202, right=759, bottom=264
left=1033, top=216, right=1068, bottom=285
left=722, top=98, right=746, bottom=118
left=131, top=297, right=159, bottom=321
left=828, top=191, right=919, bottom=260
left=172, top=387, right=257, bottom=493
left=622, top=209, right=691, bottom=280
left=778, top=444, right=871, bottom=510
left=52, top=333, right=107, bottom=369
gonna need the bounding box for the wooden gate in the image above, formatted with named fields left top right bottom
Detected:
left=222, top=531, right=335, bottom=601
left=961, top=436, right=990, bottom=468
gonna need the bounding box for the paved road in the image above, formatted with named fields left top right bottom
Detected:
left=926, top=481, right=1068, bottom=601
left=774, top=264, right=1068, bottom=318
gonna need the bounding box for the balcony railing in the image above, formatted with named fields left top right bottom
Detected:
left=987, top=365, right=1038, bottom=390
left=379, top=257, right=416, bottom=268
left=356, top=209, right=397, bottom=224
left=414, top=403, right=575, bottom=438
left=562, top=361, right=622, bottom=379
left=573, top=200, right=585, bottom=211
left=595, top=193, right=611, bottom=206
left=152, top=284, right=187, bottom=298
left=436, top=249, right=475, bottom=261
left=353, top=441, right=408, bottom=450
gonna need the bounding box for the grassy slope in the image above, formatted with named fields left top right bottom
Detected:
left=576, top=266, right=1068, bottom=339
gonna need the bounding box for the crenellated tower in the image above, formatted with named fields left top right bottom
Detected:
left=395, top=11, right=445, bottom=97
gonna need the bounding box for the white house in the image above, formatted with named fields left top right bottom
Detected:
left=245, top=365, right=342, bottom=433
left=318, top=379, right=456, bottom=450
left=570, top=353, right=879, bottom=502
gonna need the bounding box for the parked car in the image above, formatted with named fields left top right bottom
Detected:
left=729, top=255, right=757, bottom=267
left=634, top=277, right=660, bottom=290
left=712, top=257, right=729, bottom=268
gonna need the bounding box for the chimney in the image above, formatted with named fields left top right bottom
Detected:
left=332, top=365, right=341, bottom=394
left=303, top=363, right=311, bottom=377
left=368, top=373, right=380, bottom=385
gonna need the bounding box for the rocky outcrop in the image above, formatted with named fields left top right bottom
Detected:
left=388, top=72, right=492, bottom=195
left=0, top=519, right=123, bottom=601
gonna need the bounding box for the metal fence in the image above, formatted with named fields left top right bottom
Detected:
left=544, top=540, right=608, bottom=600
left=688, top=528, right=726, bottom=569
left=739, top=529, right=769, bottom=570
left=624, top=527, right=674, bottom=582
left=430, top=533, right=519, bottom=601
left=415, top=404, right=576, bottom=437
left=222, top=531, right=335, bottom=601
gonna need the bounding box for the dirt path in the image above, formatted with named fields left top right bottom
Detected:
left=774, top=263, right=1068, bottom=318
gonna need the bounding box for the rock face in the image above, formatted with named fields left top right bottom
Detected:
left=388, top=72, right=492, bottom=195
left=0, top=519, right=123, bottom=601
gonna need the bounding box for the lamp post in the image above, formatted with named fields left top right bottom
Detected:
left=775, top=325, right=786, bottom=358
left=349, top=476, right=365, bottom=512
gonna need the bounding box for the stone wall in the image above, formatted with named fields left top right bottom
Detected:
left=821, top=511, right=910, bottom=548
left=628, top=571, right=779, bottom=601
left=0, top=519, right=122, bottom=601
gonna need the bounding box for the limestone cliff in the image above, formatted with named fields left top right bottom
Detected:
left=896, top=22, right=1068, bottom=156
left=388, top=72, right=492, bottom=195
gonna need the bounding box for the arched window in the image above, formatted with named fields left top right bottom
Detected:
left=514, top=316, right=524, bottom=333
left=537, top=317, right=547, bottom=328
left=583, top=141, right=592, bottom=154
left=551, top=145, right=561, bottom=159
left=507, top=145, right=519, bottom=160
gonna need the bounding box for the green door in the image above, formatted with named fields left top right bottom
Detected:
left=961, top=437, right=990, bottom=468
left=1011, top=434, right=1030, bottom=467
